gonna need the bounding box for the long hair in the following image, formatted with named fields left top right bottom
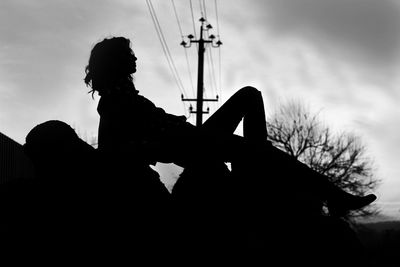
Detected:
left=84, top=37, right=135, bottom=96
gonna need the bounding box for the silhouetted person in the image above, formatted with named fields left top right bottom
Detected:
left=84, top=36, right=376, bottom=264
left=84, top=36, right=375, bottom=212
left=16, top=120, right=172, bottom=263
left=0, top=121, right=101, bottom=261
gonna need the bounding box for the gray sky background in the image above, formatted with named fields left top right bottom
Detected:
left=1, top=0, right=399, bottom=219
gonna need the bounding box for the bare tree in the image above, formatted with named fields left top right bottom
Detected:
left=266, top=101, right=379, bottom=217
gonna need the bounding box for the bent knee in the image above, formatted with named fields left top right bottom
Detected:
left=239, top=86, right=260, bottom=95
left=237, top=86, right=261, bottom=99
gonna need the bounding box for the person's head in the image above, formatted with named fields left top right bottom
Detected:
left=84, top=36, right=137, bottom=96
left=24, top=120, right=96, bottom=180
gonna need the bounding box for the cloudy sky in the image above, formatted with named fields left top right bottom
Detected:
left=1, top=0, right=400, bottom=219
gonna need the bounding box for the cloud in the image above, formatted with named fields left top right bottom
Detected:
left=255, top=0, right=400, bottom=87
left=0, top=0, right=147, bottom=142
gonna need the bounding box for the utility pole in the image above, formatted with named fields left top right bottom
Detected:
left=181, top=17, right=222, bottom=127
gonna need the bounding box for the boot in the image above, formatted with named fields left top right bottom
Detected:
left=327, top=192, right=376, bottom=217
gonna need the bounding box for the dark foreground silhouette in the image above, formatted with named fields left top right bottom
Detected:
left=0, top=121, right=172, bottom=263
left=173, top=161, right=367, bottom=266
left=0, top=120, right=368, bottom=266
left=0, top=36, right=376, bottom=265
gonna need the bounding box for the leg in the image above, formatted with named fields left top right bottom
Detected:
left=198, top=87, right=375, bottom=214
left=245, top=141, right=376, bottom=215
left=202, top=86, right=267, bottom=142
left=201, top=85, right=333, bottom=198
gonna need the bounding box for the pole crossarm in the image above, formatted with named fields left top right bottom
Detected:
left=181, top=94, right=219, bottom=102
left=188, top=110, right=210, bottom=114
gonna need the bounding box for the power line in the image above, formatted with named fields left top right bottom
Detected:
left=146, top=0, right=189, bottom=115
left=204, top=45, right=216, bottom=112
left=184, top=48, right=196, bottom=97
left=189, top=0, right=197, bottom=40
left=202, top=0, right=208, bottom=20
left=209, top=43, right=219, bottom=111
left=149, top=0, right=187, bottom=95
left=205, top=47, right=217, bottom=111
left=214, top=0, right=222, bottom=103
left=201, top=1, right=220, bottom=109
left=198, top=0, right=205, bottom=19
left=214, top=0, right=220, bottom=36
left=206, top=44, right=218, bottom=99
left=171, top=0, right=196, bottom=97
left=204, top=31, right=217, bottom=95
left=171, top=0, right=183, bottom=37
left=217, top=45, right=222, bottom=103
left=203, top=5, right=221, bottom=109
left=200, top=1, right=222, bottom=107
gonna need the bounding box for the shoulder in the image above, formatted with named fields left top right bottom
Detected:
left=97, top=91, right=136, bottom=115
left=133, top=92, right=158, bottom=109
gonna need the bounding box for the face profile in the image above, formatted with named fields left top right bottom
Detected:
left=128, top=51, right=137, bottom=74
left=84, top=37, right=136, bottom=96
